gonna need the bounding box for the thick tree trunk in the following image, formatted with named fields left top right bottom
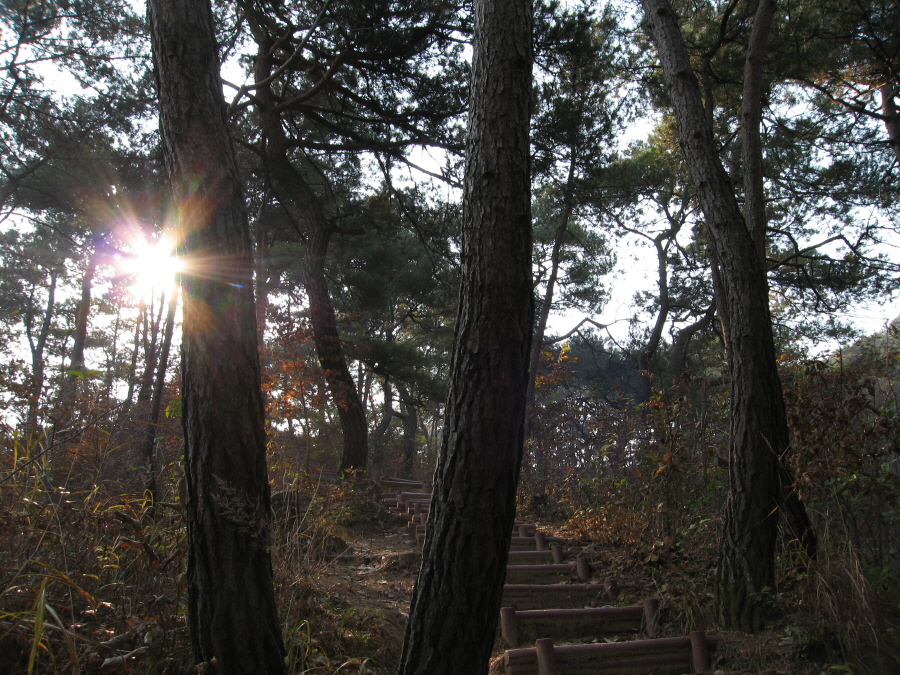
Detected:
left=741, top=0, right=817, bottom=564
left=147, top=0, right=285, bottom=671
left=398, top=0, right=533, bottom=672
left=248, top=21, right=368, bottom=473
left=142, top=291, right=178, bottom=502
left=641, top=0, right=814, bottom=632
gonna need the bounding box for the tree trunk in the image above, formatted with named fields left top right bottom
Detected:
left=25, top=270, right=58, bottom=431
left=137, top=295, right=165, bottom=405
left=635, top=231, right=672, bottom=404
left=740, top=0, right=776, bottom=264
left=142, top=290, right=178, bottom=502
left=58, top=243, right=99, bottom=412
left=396, top=383, right=418, bottom=478
left=741, top=0, right=817, bottom=565
left=305, top=219, right=369, bottom=474
left=640, top=0, right=814, bottom=632
left=123, top=301, right=145, bottom=412
left=670, top=305, right=715, bottom=381
left=371, top=378, right=393, bottom=472
left=67, top=244, right=98, bottom=378
left=147, top=0, right=285, bottom=671
left=248, top=20, right=368, bottom=473
left=880, top=82, right=900, bottom=165
left=525, top=155, right=575, bottom=418
left=398, top=0, right=533, bottom=671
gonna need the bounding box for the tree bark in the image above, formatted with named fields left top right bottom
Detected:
left=146, top=0, right=285, bottom=671
left=398, top=0, right=533, bottom=671
left=641, top=0, right=814, bottom=632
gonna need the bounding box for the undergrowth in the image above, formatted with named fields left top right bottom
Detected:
left=0, top=428, right=398, bottom=675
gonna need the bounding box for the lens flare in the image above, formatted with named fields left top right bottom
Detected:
left=127, top=235, right=182, bottom=301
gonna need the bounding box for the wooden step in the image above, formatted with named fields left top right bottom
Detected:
left=503, top=632, right=722, bottom=675
left=507, top=550, right=557, bottom=566
left=380, top=477, right=427, bottom=490
left=499, top=599, right=659, bottom=647
left=501, top=584, right=606, bottom=610
left=505, top=558, right=592, bottom=585
left=509, top=533, right=566, bottom=551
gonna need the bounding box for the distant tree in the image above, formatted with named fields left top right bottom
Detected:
left=147, top=0, right=285, bottom=670
left=0, top=227, right=70, bottom=430
left=234, top=0, right=469, bottom=473
left=526, top=1, right=623, bottom=415
left=398, top=0, right=533, bottom=671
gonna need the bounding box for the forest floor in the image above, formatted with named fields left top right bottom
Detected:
left=295, top=501, right=899, bottom=675
left=303, top=519, right=759, bottom=674
left=2, top=476, right=896, bottom=675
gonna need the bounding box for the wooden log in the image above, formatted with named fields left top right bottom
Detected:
left=500, top=606, right=519, bottom=647
left=536, top=638, right=559, bottom=675
left=510, top=535, right=565, bottom=552
left=643, top=598, right=659, bottom=638
left=499, top=604, right=650, bottom=647
left=510, top=537, right=542, bottom=551
left=505, top=564, right=579, bottom=585
left=380, top=477, right=427, bottom=489
left=507, top=551, right=557, bottom=566
left=501, top=584, right=605, bottom=610
left=604, top=579, right=619, bottom=601
left=576, top=557, right=591, bottom=581
left=691, top=631, right=711, bottom=673
left=503, top=634, right=723, bottom=675
left=551, top=544, right=564, bottom=564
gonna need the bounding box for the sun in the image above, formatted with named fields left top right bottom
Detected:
left=127, top=235, right=182, bottom=301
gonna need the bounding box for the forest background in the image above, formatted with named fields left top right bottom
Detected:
left=0, top=0, right=899, bottom=673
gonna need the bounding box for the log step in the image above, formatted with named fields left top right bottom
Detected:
left=501, top=584, right=607, bottom=610
left=499, top=599, right=659, bottom=647
left=509, top=533, right=565, bottom=552
left=503, top=632, right=722, bottom=675
left=507, top=551, right=557, bottom=566
left=505, top=558, right=592, bottom=585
